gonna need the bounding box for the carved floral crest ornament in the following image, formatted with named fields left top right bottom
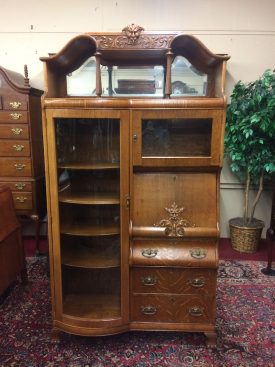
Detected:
left=122, top=24, right=145, bottom=44
left=155, top=202, right=196, bottom=237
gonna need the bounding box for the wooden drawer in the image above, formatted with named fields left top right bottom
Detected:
left=131, top=267, right=216, bottom=295
left=130, top=240, right=218, bottom=268
left=0, top=158, right=32, bottom=177
left=12, top=192, right=33, bottom=210
left=0, top=140, right=30, bottom=157
left=0, top=111, right=28, bottom=123
left=2, top=98, right=28, bottom=111
left=131, top=293, right=215, bottom=323
left=0, top=124, right=29, bottom=139
left=0, top=180, right=32, bottom=192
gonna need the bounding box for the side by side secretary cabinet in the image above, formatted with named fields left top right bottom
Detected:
left=40, top=25, right=230, bottom=346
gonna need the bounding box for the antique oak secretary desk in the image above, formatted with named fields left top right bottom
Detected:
left=40, top=25, right=229, bottom=346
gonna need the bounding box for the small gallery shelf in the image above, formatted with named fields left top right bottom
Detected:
left=62, top=243, right=120, bottom=268
left=63, top=293, right=121, bottom=319
left=59, top=191, right=120, bottom=205
left=58, top=162, right=120, bottom=170
left=61, top=222, right=120, bottom=236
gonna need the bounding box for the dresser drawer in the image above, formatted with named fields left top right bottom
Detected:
left=0, top=124, right=29, bottom=139
left=0, top=180, right=32, bottom=192
left=131, top=267, right=216, bottom=295
left=130, top=240, right=218, bottom=268
left=131, top=294, right=215, bottom=323
left=0, top=158, right=32, bottom=177
left=0, top=140, right=30, bottom=157
left=12, top=192, right=33, bottom=210
left=2, top=98, right=28, bottom=110
left=0, top=111, right=28, bottom=123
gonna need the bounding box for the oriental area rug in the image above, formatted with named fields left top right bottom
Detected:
left=0, top=258, right=274, bottom=367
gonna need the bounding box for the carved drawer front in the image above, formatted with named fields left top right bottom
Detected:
left=0, top=158, right=32, bottom=177
left=0, top=111, right=28, bottom=123
left=0, top=124, right=29, bottom=139
left=131, top=267, right=216, bottom=295
left=131, top=294, right=215, bottom=323
left=130, top=240, right=218, bottom=268
left=0, top=181, right=32, bottom=192
left=3, top=98, right=28, bottom=110
left=0, top=140, right=30, bottom=157
left=12, top=192, right=33, bottom=210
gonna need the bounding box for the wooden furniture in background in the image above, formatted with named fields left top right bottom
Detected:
left=0, top=66, right=46, bottom=253
left=261, top=189, right=275, bottom=276
left=40, top=25, right=229, bottom=346
left=0, top=185, right=27, bottom=298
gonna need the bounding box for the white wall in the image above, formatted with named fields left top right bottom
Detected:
left=1, top=0, right=274, bottom=236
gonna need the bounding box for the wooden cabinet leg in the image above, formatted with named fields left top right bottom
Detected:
left=30, top=214, right=41, bottom=254
left=51, top=328, right=61, bottom=342
left=20, top=266, right=28, bottom=285
left=204, top=332, right=217, bottom=347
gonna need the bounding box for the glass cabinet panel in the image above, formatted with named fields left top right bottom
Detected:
left=132, top=110, right=222, bottom=167
left=142, top=118, right=212, bottom=157
left=54, top=117, right=122, bottom=320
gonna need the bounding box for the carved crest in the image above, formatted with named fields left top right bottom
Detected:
left=155, top=202, right=196, bottom=237
left=122, top=24, right=144, bottom=44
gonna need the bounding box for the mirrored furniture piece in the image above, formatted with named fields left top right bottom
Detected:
left=40, top=24, right=230, bottom=346
left=0, top=66, right=46, bottom=253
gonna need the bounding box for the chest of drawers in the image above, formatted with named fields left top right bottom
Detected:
left=0, top=66, right=46, bottom=249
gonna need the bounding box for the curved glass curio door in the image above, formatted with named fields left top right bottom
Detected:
left=48, top=110, right=129, bottom=329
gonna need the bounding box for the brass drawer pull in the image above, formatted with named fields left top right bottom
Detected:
left=141, top=248, right=158, bottom=258
left=141, top=276, right=157, bottom=286
left=15, top=183, right=26, bottom=190
left=189, top=306, right=204, bottom=317
left=189, top=248, right=207, bottom=259
left=11, top=128, right=23, bottom=135
left=14, top=163, right=26, bottom=171
left=190, top=278, right=206, bottom=288
left=15, top=196, right=27, bottom=203
left=13, top=144, right=25, bottom=152
left=9, top=101, right=22, bottom=109
left=10, top=113, right=22, bottom=120
left=141, top=306, right=157, bottom=315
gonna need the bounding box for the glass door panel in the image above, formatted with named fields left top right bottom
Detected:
left=142, top=118, right=212, bottom=157
left=132, top=110, right=223, bottom=167
left=54, top=117, right=122, bottom=321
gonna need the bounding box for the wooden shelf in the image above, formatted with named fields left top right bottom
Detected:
left=62, top=244, right=120, bottom=268
left=63, top=293, right=121, bottom=319
left=58, top=162, right=120, bottom=170
left=60, top=222, right=120, bottom=236
left=59, top=191, right=120, bottom=205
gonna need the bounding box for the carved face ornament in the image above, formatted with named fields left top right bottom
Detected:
left=122, top=24, right=145, bottom=44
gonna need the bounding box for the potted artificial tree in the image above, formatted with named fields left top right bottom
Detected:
left=225, top=69, right=275, bottom=253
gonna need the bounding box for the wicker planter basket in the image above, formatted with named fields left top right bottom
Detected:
left=229, top=217, right=265, bottom=253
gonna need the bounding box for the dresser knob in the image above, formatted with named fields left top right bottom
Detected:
left=15, top=183, right=26, bottom=190
left=13, top=144, right=25, bottom=152
left=189, top=306, right=204, bottom=317
left=15, top=196, right=27, bottom=203
left=189, top=248, right=207, bottom=259
left=141, top=248, right=158, bottom=258
left=141, top=306, right=157, bottom=315
left=141, top=276, right=157, bottom=286
left=10, top=113, right=22, bottom=120
left=14, top=163, right=26, bottom=171
left=189, top=278, right=205, bottom=288
left=11, top=128, right=23, bottom=135
left=9, top=101, right=22, bottom=109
